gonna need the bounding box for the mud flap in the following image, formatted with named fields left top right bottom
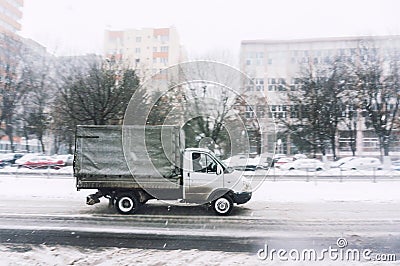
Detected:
left=86, top=191, right=103, bottom=205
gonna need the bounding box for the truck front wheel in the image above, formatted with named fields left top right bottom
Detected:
left=212, top=195, right=233, bottom=216
left=116, top=193, right=140, bottom=214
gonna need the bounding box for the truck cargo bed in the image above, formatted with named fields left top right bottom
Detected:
left=74, top=125, right=183, bottom=190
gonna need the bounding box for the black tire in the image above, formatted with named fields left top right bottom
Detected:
left=316, top=167, right=323, bottom=171
left=289, top=167, right=295, bottom=170
left=212, top=195, right=233, bottom=216
left=115, top=193, right=140, bottom=214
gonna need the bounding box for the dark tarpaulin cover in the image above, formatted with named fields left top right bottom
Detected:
left=74, top=125, right=182, bottom=189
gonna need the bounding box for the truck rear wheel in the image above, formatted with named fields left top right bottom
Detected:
left=116, top=193, right=140, bottom=214
left=212, top=195, right=233, bottom=216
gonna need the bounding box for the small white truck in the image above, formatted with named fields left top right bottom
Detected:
left=74, top=125, right=252, bottom=215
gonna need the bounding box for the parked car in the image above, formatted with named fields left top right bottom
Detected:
left=271, top=154, right=287, bottom=167
left=223, top=155, right=259, bottom=171
left=274, top=157, right=294, bottom=168
left=392, top=160, right=400, bottom=171
left=0, top=153, right=24, bottom=168
left=330, top=157, right=356, bottom=168
left=19, top=155, right=65, bottom=169
left=339, top=157, right=383, bottom=171
left=15, top=153, right=43, bottom=166
left=257, top=156, right=273, bottom=170
left=280, top=158, right=325, bottom=171
left=293, top=154, right=307, bottom=160
left=54, top=154, right=73, bottom=166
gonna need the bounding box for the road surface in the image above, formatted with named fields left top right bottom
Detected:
left=0, top=175, right=399, bottom=264
left=0, top=198, right=399, bottom=254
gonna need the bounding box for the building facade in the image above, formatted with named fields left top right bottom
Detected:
left=0, top=0, right=24, bottom=153
left=240, top=35, right=400, bottom=158
left=0, top=0, right=24, bottom=77
left=104, top=27, right=186, bottom=80
left=0, top=0, right=23, bottom=34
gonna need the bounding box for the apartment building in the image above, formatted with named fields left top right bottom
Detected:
left=0, top=0, right=24, bottom=68
left=104, top=26, right=185, bottom=80
left=0, top=0, right=23, bottom=34
left=240, top=35, right=400, bottom=157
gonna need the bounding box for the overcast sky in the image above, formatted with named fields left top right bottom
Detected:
left=20, top=0, right=400, bottom=57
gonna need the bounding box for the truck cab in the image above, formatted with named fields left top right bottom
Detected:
left=182, top=148, right=252, bottom=215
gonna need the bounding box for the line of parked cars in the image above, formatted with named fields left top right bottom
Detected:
left=0, top=153, right=73, bottom=170
left=222, top=153, right=397, bottom=172
left=222, top=154, right=261, bottom=171
left=329, top=157, right=383, bottom=171
left=280, top=158, right=325, bottom=171
left=275, top=156, right=386, bottom=171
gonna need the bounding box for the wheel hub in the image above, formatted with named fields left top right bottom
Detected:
left=216, top=198, right=230, bottom=213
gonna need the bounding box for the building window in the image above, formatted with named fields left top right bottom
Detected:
left=277, top=85, right=286, bottom=91
left=160, top=35, right=169, bottom=42
left=270, top=105, right=287, bottom=119
left=160, top=58, right=168, bottom=64
left=254, top=78, right=264, bottom=91
left=135, top=48, right=141, bottom=54
left=161, top=46, right=169, bottom=52
left=153, top=47, right=157, bottom=52
left=256, top=52, right=264, bottom=58
left=136, top=36, right=142, bottom=42
left=245, top=105, right=255, bottom=119
left=266, top=78, right=287, bottom=91
left=290, top=105, right=300, bottom=118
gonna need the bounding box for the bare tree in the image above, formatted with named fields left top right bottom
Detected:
left=277, top=56, right=357, bottom=159
left=281, top=63, right=332, bottom=157
left=142, top=61, right=252, bottom=158
left=0, top=34, right=37, bottom=152
left=20, top=59, right=54, bottom=153
left=355, top=49, right=400, bottom=157
left=56, top=62, right=140, bottom=126
left=145, top=82, right=236, bottom=156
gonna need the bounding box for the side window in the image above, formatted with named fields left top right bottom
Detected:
left=192, top=153, right=218, bottom=173
left=192, top=153, right=206, bottom=172
left=206, top=155, right=217, bottom=173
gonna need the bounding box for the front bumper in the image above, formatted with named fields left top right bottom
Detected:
left=232, top=192, right=252, bottom=205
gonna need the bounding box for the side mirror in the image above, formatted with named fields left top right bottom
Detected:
left=216, top=165, right=223, bottom=175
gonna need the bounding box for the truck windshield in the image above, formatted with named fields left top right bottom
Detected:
left=212, top=154, right=234, bottom=173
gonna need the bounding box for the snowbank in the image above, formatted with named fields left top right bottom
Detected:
left=0, top=244, right=386, bottom=266
left=252, top=180, right=400, bottom=203
left=0, top=174, right=94, bottom=200
left=0, top=166, right=73, bottom=176
left=255, top=167, right=400, bottom=177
